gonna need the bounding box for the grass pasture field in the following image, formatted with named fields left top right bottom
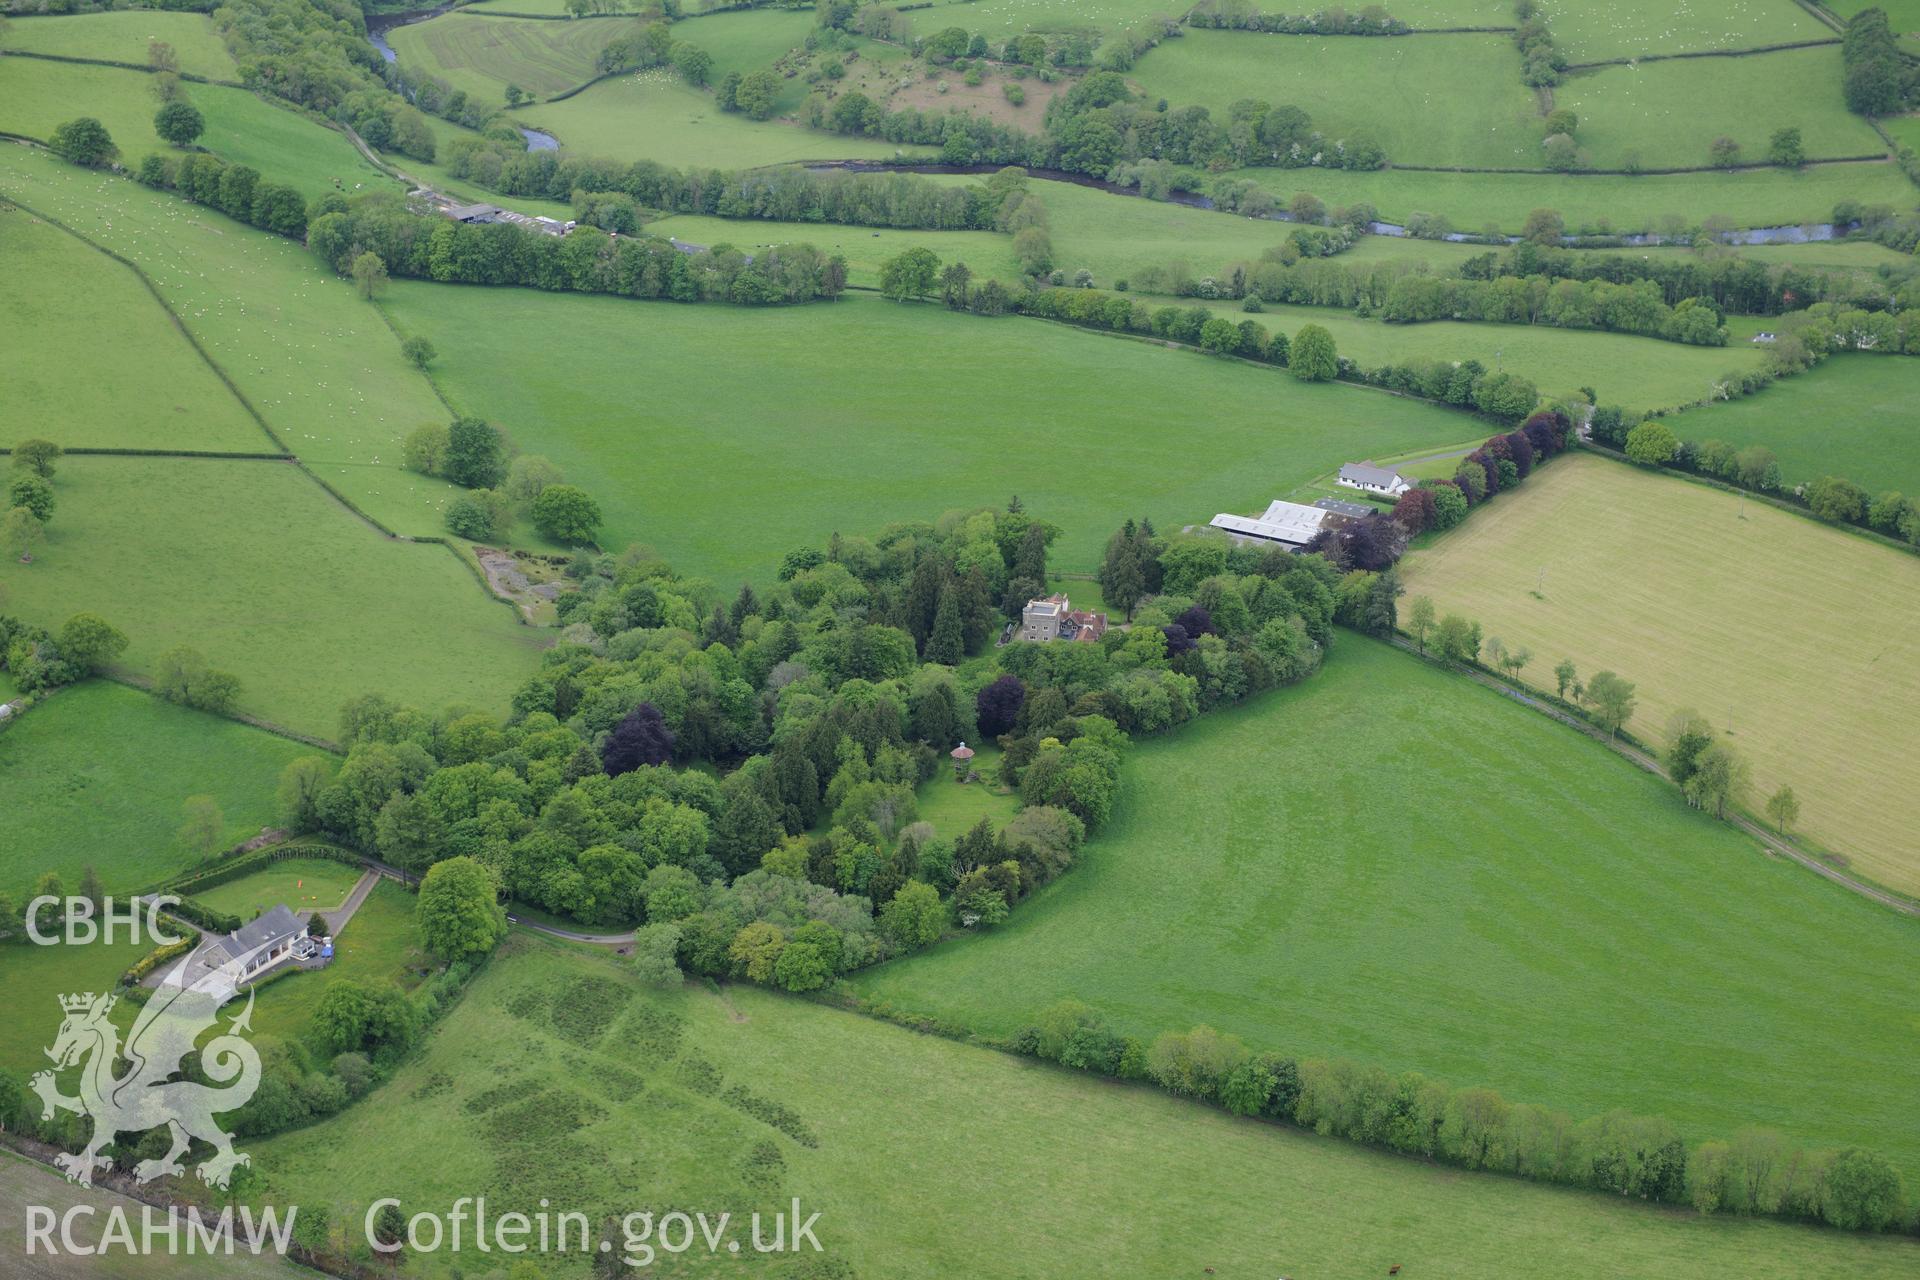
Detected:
left=1398, top=451, right=1920, bottom=893
left=386, top=12, right=634, bottom=101
left=383, top=284, right=1476, bottom=581
left=1667, top=356, right=1920, bottom=498
left=0, top=146, right=468, bottom=539
left=0, top=58, right=391, bottom=198
left=0, top=456, right=546, bottom=738
left=0, top=681, right=321, bottom=900
left=1185, top=295, right=1768, bottom=413
left=643, top=212, right=1021, bottom=286
left=517, top=71, right=931, bottom=168
left=0, top=935, right=152, bottom=1076
left=849, top=637, right=1920, bottom=1175
left=1131, top=30, right=1544, bottom=170
left=1553, top=48, right=1883, bottom=170
left=1229, top=159, right=1915, bottom=235
left=253, top=935, right=1920, bottom=1279
left=0, top=11, right=237, bottom=80
left=0, top=205, right=270, bottom=452
left=1542, top=0, right=1833, bottom=62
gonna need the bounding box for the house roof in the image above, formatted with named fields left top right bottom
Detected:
left=1024, top=595, right=1066, bottom=616
left=1314, top=497, right=1376, bottom=518
left=1339, top=463, right=1409, bottom=488
left=444, top=202, right=501, bottom=222
left=208, top=905, right=303, bottom=964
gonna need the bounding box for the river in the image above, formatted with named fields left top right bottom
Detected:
left=364, top=7, right=556, bottom=151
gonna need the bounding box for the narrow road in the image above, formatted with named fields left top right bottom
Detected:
left=318, top=869, right=380, bottom=936
left=357, top=855, right=637, bottom=946
left=1388, top=637, right=1920, bottom=918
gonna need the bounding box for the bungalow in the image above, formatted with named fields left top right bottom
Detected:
left=1208, top=498, right=1329, bottom=550
left=1337, top=463, right=1413, bottom=497
left=1020, top=594, right=1108, bottom=643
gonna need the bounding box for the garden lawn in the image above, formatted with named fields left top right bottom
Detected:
left=192, top=857, right=365, bottom=923
left=849, top=636, right=1920, bottom=1176
left=642, top=212, right=1019, bottom=287
left=1186, top=295, right=1768, bottom=413
left=1130, top=30, right=1544, bottom=170
left=0, top=11, right=237, bottom=80
left=1542, top=0, right=1832, bottom=62
left=1554, top=48, right=1883, bottom=170
left=1399, top=451, right=1920, bottom=893
left=517, top=72, right=932, bottom=168
left=254, top=935, right=1920, bottom=1279
left=0, top=681, right=321, bottom=900
left=1668, top=355, right=1920, bottom=498
left=386, top=12, right=632, bottom=101
left=0, top=456, right=546, bottom=739
left=0, top=146, right=466, bottom=539
left=244, top=880, right=427, bottom=1046
left=383, top=285, right=1475, bottom=581
left=1230, top=160, right=1915, bottom=235
left=913, top=742, right=1018, bottom=840
left=0, top=206, right=271, bottom=451
left=0, top=59, right=392, bottom=198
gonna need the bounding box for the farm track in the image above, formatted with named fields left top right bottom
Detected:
left=1387, top=636, right=1920, bottom=918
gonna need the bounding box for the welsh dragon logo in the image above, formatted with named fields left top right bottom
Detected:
left=31, top=943, right=266, bottom=1189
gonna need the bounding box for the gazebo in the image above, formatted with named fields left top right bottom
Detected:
left=950, top=741, right=975, bottom=782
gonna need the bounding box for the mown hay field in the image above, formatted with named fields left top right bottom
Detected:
left=1399, top=451, right=1920, bottom=892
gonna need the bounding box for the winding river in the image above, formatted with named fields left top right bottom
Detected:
left=364, top=7, right=557, bottom=151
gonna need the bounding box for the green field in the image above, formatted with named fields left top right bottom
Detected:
left=1668, top=355, right=1920, bottom=498
left=0, top=11, right=238, bottom=79
left=681, top=6, right=819, bottom=113
left=0, top=206, right=271, bottom=452
left=0, top=934, right=152, bottom=1076
left=0, top=681, right=322, bottom=900
left=384, top=284, right=1476, bottom=581
left=0, top=146, right=468, bottom=539
left=387, top=12, right=634, bottom=101
left=850, top=637, right=1920, bottom=1174
left=1132, top=30, right=1543, bottom=170
left=1542, top=0, right=1832, bottom=62
left=1187, top=294, right=1767, bottom=412
left=1553, top=48, right=1882, bottom=170
left=246, top=880, right=428, bottom=1044
left=0, top=456, right=545, bottom=738
left=645, top=212, right=1021, bottom=286
left=254, top=935, right=1920, bottom=1278
left=0, top=58, right=393, bottom=198
left=193, top=857, right=365, bottom=923
left=1232, top=160, right=1915, bottom=234
left=517, top=72, right=931, bottom=167
left=1399, top=451, right=1920, bottom=893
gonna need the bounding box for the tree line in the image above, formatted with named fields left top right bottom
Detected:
left=305, top=193, right=846, bottom=304
left=905, top=260, right=1547, bottom=424
left=1003, top=1001, right=1910, bottom=1233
